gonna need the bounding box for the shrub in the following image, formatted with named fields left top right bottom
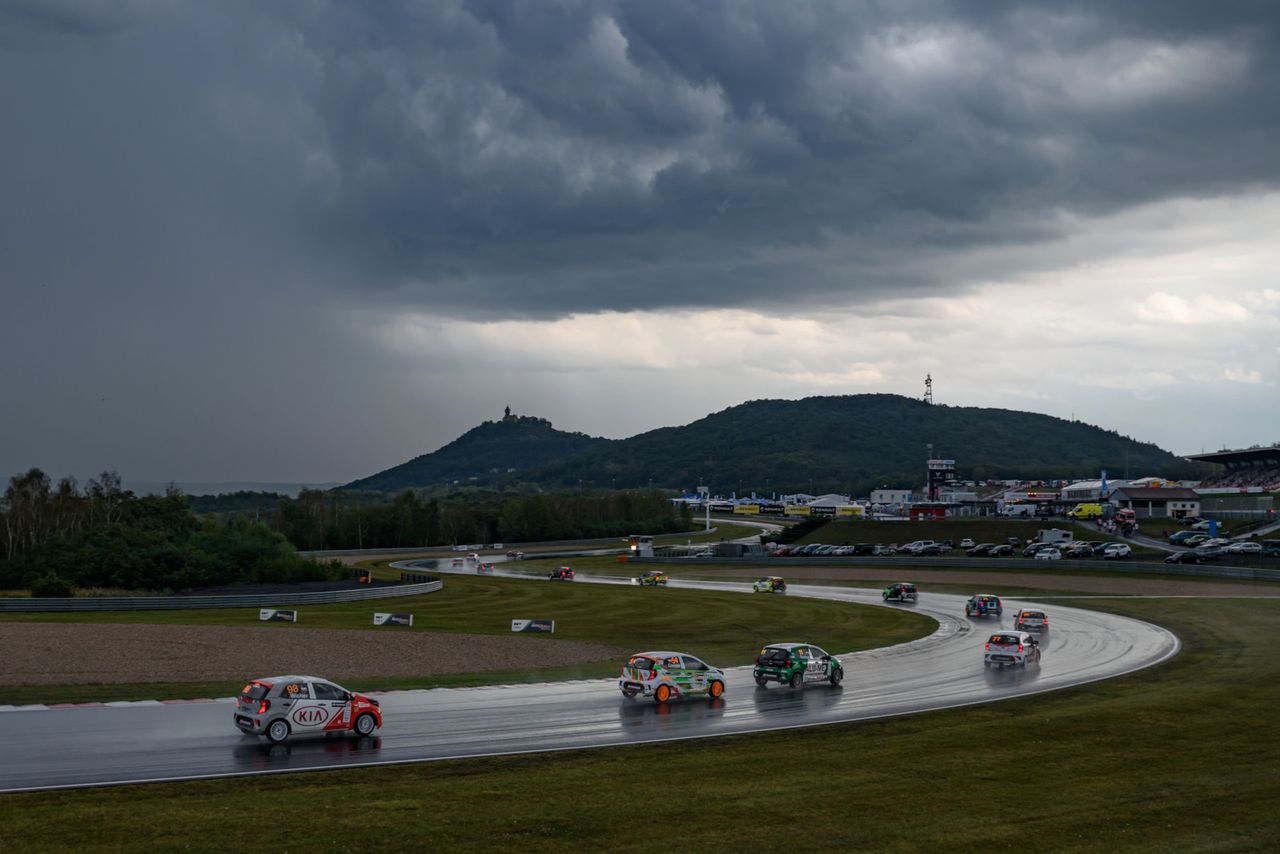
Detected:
left=30, top=574, right=75, bottom=598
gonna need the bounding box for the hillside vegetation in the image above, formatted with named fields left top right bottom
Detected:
left=349, top=394, right=1207, bottom=494
left=345, top=414, right=609, bottom=491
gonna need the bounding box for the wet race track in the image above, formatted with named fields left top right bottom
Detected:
left=0, top=564, right=1179, bottom=792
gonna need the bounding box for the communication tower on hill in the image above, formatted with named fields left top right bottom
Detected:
left=924, top=374, right=933, bottom=405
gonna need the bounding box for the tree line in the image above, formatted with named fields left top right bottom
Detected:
left=0, top=469, right=343, bottom=594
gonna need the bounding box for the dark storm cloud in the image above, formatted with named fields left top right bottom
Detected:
left=3, top=0, right=1280, bottom=323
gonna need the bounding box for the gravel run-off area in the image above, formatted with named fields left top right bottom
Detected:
left=1, top=624, right=623, bottom=686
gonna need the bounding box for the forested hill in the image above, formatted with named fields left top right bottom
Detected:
left=532, top=394, right=1198, bottom=494
left=343, top=415, right=611, bottom=491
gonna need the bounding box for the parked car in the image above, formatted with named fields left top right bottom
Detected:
left=984, top=631, right=1042, bottom=668
left=988, top=545, right=1014, bottom=557
left=235, top=676, right=382, bottom=743
left=959, top=538, right=976, bottom=549
left=770, top=547, right=794, bottom=557
left=1180, top=533, right=1211, bottom=547
left=1022, top=542, right=1056, bottom=557
left=1224, top=542, right=1263, bottom=555
left=753, top=643, right=844, bottom=689
left=899, top=540, right=938, bottom=555
left=1190, top=520, right=1216, bottom=530
left=883, top=582, right=918, bottom=603
left=1102, top=543, right=1132, bottom=560
left=1262, top=540, right=1280, bottom=557
left=872, top=545, right=896, bottom=556
left=1063, top=542, right=1095, bottom=558
left=1165, top=550, right=1206, bottom=565
left=853, top=543, right=878, bottom=555
left=1035, top=547, right=1062, bottom=561
left=965, top=594, right=1003, bottom=618
left=967, top=543, right=995, bottom=556
left=619, top=651, right=726, bottom=703
left=1012, top=610, right=1049, bottom=632
left=753, top=576, right=787, bottom=594
left=549, top=566, right=576, bottom=581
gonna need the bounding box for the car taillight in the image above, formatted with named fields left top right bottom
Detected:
left=1017, top=644, right=1024, bottom=653
left=257, top=699, right=270, bottom=714
left=755, top=656, right=760, bottom=665
left=984, top=642, right=990, bottom=650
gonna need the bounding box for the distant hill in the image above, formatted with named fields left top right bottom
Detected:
left=343, top=413, right=611, bottom=491
left=522, top=394, right=1199, bottom=494
left=345, top=394, right=1203, bottom=494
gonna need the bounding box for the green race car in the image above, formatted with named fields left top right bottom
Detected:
left=638, top=570, right=669, bottom=586
left=753, top=576, right=787, bottom=594
left=753, top=642, right=843, bottom=689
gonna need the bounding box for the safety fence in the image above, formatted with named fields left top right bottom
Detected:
left=0, top=579, right=443, bottom=613
left=632, top=555, right=1280, bottom=583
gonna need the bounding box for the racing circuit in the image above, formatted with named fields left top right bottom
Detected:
left=0, top=562, right=1179, bottom=793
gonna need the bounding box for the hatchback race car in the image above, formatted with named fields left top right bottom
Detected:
left=549, top=566, right=575, bottom=581
left=638, top=570, right=669, bottom=586
left=1012, top=609, right=1049, bottom=632
left=477, top=562, right=495, bottom=573
left=618, top=651, right=725, bottom=703
left=984, top=631, right=1041, bottom=668
left=753, top=576, right=787, bottom=594
left=235, top=675, right=382, bottom=743
left=753, top=642, right=844, bottom=689
left=965, top=594, right=1003, bottom=618
left=882, top=582, right=918, bottom=602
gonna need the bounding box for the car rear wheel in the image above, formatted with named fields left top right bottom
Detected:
left=708, top=680, right=724, bottom=699
left=789, top=671, right=803, bottom=690
left=354, top=713, right=377, bottom=736
left=829, top=668, right=843, bottom=687
left=654, top=683, right=672, bottom=704
left=266, top=719, right=290, bottom=743
left=754, top=676, right=767, bottom=688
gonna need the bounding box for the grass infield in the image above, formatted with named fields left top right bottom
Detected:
left=0, top=572, right=933, bottom=705
left=1, top=599, right=1276, bottom=851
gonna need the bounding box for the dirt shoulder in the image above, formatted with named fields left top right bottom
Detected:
left=0, top=623, right=622, bottom=686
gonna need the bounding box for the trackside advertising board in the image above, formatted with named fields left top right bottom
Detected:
left=259, top=609, right=297, bottom=622
left=512, top=619, right=555, bottom=633
left=373, top=612, right=414, bottom=627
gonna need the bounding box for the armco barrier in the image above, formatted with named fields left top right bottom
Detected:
left=633, top=555, right=1280, bottom=583
left=0, top=579, right=442, bottom=613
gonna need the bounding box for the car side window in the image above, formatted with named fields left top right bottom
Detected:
left=312, top=682, right=341, bottom=701
left=682, top=656, right=707, bottom=671
left=810, top=647, right=828, bottom=659
left=794, top=647, right=809, bottom=659
left=281, top=681, right=309, bottom=699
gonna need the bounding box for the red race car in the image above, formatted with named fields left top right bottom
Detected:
left=235, top=676, right=382, bottom=743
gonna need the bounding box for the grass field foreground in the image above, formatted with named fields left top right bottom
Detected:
left=2, top=599, right=1277, bottom=851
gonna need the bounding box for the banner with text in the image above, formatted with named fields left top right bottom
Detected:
left=511, top=619, right=555, bottom=633
left=373, top=612, right=414, bottom=627
left=259, top=609, right=297, bottom=622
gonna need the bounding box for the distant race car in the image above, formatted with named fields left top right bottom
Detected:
left=549, top=566, right=575, bottom=581
left=618, top=651, right=725, bottom=703
left=477, top=562, right=495, bottom=573
left=965, top=594, right=1003, bottom=618
left=235, top=675, right=382, bottom=743
left=753, top=642, right=843, bottom=689
left=753, top=576, right=787, bottom=594
left=638, top=570, right=669, bottom=586
left=984, top=631, right=1041, bottom=668
left=505, top=550, right=525, bottom=559
left=1012, top=609, right=1049, bottom=633
left=451, top=558, right=464, bottom=567
left=882, top=582, right=918, bottom=603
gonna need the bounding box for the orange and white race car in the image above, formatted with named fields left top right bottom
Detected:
left=234, top=675, right=382, bottom=743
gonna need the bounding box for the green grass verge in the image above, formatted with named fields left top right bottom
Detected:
left=2, top=599, right=1277, bottom=851
left=0, top=573, right=932, bottom=706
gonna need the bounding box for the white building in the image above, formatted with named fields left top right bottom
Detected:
left=871, top=489, right=913, bottom=505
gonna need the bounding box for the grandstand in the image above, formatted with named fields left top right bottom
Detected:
left=1188, top=445, right=1280, bottom=491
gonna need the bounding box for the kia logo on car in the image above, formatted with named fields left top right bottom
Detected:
left=292, top=707, right=329, bottom=725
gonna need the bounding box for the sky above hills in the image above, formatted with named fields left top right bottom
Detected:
left=3, top=1, right=1278, bottom=484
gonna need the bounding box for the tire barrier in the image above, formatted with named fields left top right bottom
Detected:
left=0, top=579, right=442, bottom=613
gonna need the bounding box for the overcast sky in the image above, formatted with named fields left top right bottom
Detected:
left=3, top=1, right=1278, bottom=486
